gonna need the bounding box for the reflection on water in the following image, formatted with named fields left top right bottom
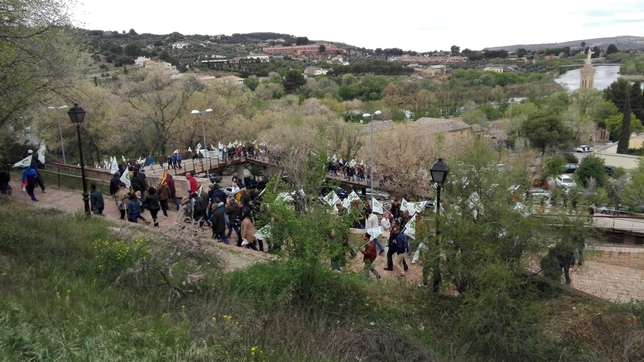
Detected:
left=555, top=65, right=621, bottom=92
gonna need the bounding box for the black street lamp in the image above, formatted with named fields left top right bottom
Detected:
left=68, top=104, right=90, bottom=217
left=429, top=157, right=448, bottom=292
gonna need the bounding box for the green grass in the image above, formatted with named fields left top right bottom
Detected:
left=0, top=197, right=642, bottom=361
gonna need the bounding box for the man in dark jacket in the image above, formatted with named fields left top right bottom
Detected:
left=109, top=172, right=121, bottom=196
left=393, top=226, right=408, bottom=277
left=166, top=173, right=180, bottom=210
left=211, top=197, right=229, bottom=244
left=225, top=199, right=242, bottom=244
left=384, top=220, right=408, bottom=272
left=90, top=183, right=105, bottom=215
left=130, top=170, right=147, bottom=193
left=0, top=160, right=10, bottom=195
left=28, top=150, right=46, bottom=193
left=193, top=192, right=209, bottom=226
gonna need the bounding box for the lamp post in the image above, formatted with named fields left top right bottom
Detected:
left=429, top=157, right=448, bottom=292
left=67, top=104, right=90, bottom=217
left=362, top=110, right=381, bottom=206
left=47, top=105, right=68, bottom=164
left=430, top=157, right=449, bottom=227
left=191, top=109, right=213, bottom=178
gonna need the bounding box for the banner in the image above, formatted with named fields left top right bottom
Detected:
left=120, top=168, right=131, bottom=188
left=372, top=199, right=384, bottom=214
left=402, top=214, right=417, bottom=239
left=13, top=155, right=31, bottom=168
left=37, top=144, right=46, bottom=164
left=110, top=156, right=118, bottom=175
left=366, top=226, right=383, bottom=239
left=254, top=225, right=272, bottom=240
left=323, top=191, right=339, bottom=206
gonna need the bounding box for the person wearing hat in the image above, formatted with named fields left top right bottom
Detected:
left=360, top=232, right=381, bottom=279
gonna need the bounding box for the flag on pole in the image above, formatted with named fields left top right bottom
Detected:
left=173, top=149, right=179, bottom=154
left=188, top=147, right=192, bottom=152
left=323, top=191, right=339, bottom=206
left=196, top=143, right=202, bottom=151
left=37, top=144, right=46, bottom=164
left=349, top=159, right=356, bottom=168
left=122, top=155, right=126, bottom=162
left=110, top=157, right=118, bottom=175
left=13, top=155, right=31, bottom=168
left=197, top=185, right=203, bottom=197
left=366, top=226, right=383, bottom=239
left=160, top=170, right=168, bottom=186
left=372, top=199, right=384, bottom=214
left=218, top=142, right=224, bottom=149
left=254, top=225, right=272, bottom=240
left=120, top=168, right=131, bottom=188
left=347, top=190, right=361, bottom=203
left=402, top=214, right=417, bottom=239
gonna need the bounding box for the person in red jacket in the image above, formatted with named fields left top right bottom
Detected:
left=360, top=232, right=381, bottom=279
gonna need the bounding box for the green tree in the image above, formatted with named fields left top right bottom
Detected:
left=124, top=43, right=141, bottom=57
left=295, top=37, right=309, bottom=45
left=606, top=43, right=618, bottom=55
left=622, top=158, right=644, bottom=206
left=243, top=75, right=260, bottom=91
left=618, top=93, right=633, bottom=154
left=604, top=112, right=642, bottom=142
left=0, top=0, right=84, bottom=133
left=282, top=70, right=306, bottom=94
left=603, top=78, right=630, bottom=113
left=545, top=156, right=566, bottom=179
left=576, top=155, right=607, bottom=188
left=318, top=44, right=326, bottom=53
left=451, top=45, right=460, bottom=55
left=631, top=81, right=644, bottom=121
left=520, top=111, right=573, bottom=152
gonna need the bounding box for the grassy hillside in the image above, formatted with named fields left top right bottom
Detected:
left=0, top=197, right=643, bottom=361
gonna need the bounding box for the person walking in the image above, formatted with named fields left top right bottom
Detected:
left=127, top=193, right=141, bottom=223
left=226, top=198, right=242, bottom=245
left=147, top=155, right=154, bottom=171
left=109, top=172, right=121, bottom=197
left=365, top=208, right=385, bottom=255
left=89, top=183, right=105, bottom=215
left=115, top=182, right=129, bottom=220
left=146, top=187, right=161, bottom=227
left=240, top=207, right=257, bottom=250
left=392, top=226, right=408, bottom=278
left=210, top=197, right=229, bottom=244
left=186, top=172, right=198, bottom=195
left=165, top=173, right=181, bottom=210
left=157, top=181, right=171, bottom=218
left=21, top=166, right=39, bottom=201
left=360, top=232, right=381, bottom=279
left=28, top=149, right=46, bottom=193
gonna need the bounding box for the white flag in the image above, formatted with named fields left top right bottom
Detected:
left=13, top=155, right=32, bottom=168
left=197, top=185, right=203, bottom=197
left=366, top=226, right=383, bottom=239
left=110, top=157, right=118, bottom=174
left=372, top=199, right=384, bottom=214
left=173, top=149, right=179, bottom=154
left=120, top=168, right=131, bottom=188
left=323, top=191, right=339, bottom=206
left=349, top=159, right=356, bottom=168
left=254, top=225, right=272, bottom=240
left=188, top=147, right=192, bottom=152
left=37, top=144, right=46, bottom=164
left=347, top=190, right=361, bottom=203
left=196, top=143, right=202, bottom=151
left=402, top=214, right=417, bottom=239
left=122, top=155, right=126, bottom=162
left=218, top=142, right=224, bottom=149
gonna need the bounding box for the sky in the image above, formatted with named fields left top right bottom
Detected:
left=74, top=0, right=644, bottom=52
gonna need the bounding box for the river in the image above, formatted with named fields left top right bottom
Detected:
left=555, top=65, right=621, bottom=92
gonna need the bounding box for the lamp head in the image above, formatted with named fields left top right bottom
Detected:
left=67, top=104, right=86, bottom=124
left=430, top=158, right=449, bottom=184
left=205, top=108, right=213, bottom=113
left=191, top=110, right=200, bottom=114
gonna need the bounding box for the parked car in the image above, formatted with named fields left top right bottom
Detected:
left=365, top=188, right=390, bottom=201
left=575, top=145, right=593, bottom=153
left=564, top=163, right=579, bottom=173
left=526, top=188, right=551, bottom=200
left=597, top=204, right=630, bottom=215
left=555, top=175, right=577, bottom=188
left=319, top=185, right=348, bottom=200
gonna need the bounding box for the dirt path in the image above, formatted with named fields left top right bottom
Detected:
left=6, top=184, right=424, bottom=282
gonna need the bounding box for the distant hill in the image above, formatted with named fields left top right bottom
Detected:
left=484, top=35, right=644, bottom=52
